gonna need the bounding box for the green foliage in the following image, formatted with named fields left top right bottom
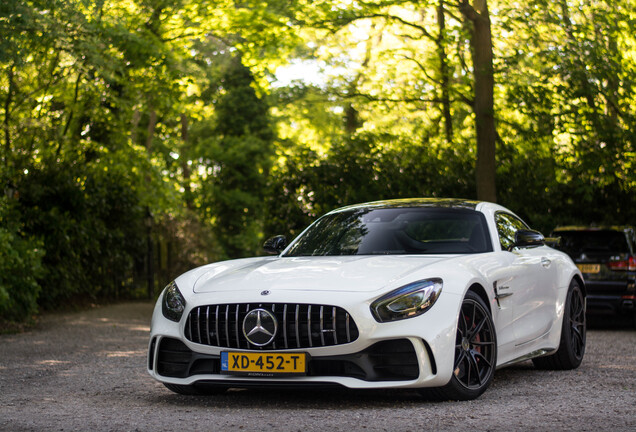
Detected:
left=496, top=0, right=636, bottom=228
left=15, top=160, right=147, bottom=308
left=193, top=55, right=275, bottom=259
left=0, top=197, right=44, bottom=323
left=1, top=0, right=635, bottom=323
left=265, top=134, right=476, bottom=238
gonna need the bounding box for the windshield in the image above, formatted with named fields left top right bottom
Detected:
left=284, top=207, right=492, bottom=256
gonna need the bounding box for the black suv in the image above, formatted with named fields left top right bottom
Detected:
left=552, top=226, right=636, bottom=325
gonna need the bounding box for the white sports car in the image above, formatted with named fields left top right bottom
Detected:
left=148, top=199, right=586, bottom=400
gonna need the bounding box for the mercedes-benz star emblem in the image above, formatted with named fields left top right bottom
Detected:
left=243, top=309, right=278, bottom=346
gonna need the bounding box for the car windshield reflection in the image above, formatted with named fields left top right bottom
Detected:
left=284, top=208, right=492, bottom=256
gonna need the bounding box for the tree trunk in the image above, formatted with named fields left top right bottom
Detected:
left=146, top=216, right=155, bottom=300
left=437, top=1, right=453, bottom=144
left=3, top=64, right=14, bottom=170
left=459, top=0, right=497, bottom=202
left=146, top=109, right=157, bottom=150
left=130, top=109, right=141, bottom=144
left=180, top=113, right=194, bottom=209
left=59, top=72, right=83, bottom=157
left=343, top=23, right=377, bottom=135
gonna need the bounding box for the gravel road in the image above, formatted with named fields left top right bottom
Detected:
left=1, top=302, right=635, bottom=432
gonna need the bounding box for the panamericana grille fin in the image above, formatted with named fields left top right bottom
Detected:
left=184, top=303, right=359, bottom=350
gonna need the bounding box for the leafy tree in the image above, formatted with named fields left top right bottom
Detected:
left=496, top=0, right=636, bottom=225
left=193, top=55, right=275, bottom=259
left=1, top=0, right=635, bottom=323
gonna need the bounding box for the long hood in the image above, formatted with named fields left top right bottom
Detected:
left=191, top=255, right=452, bottom=294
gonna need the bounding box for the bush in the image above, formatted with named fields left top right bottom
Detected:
left=0, top=197, right=44, bottom=323
left=16, top=162, right=148, bottom=309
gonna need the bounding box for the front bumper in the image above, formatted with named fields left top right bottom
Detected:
left=149, top=336, right=431, bottom=387
left=147, top=290, right=461, bottom=390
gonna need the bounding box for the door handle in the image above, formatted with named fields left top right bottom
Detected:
left=541, top=258, right=551, bottom=268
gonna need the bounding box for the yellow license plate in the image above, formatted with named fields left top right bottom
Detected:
left=221, top=352, right=307, bottom=376
left=577, top=264, right=600, bottom=274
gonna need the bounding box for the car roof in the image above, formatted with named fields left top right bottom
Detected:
left=329, top=198, right=482, bottom=213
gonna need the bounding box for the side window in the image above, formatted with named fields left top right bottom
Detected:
left=495, top=212, right=529, bottom=251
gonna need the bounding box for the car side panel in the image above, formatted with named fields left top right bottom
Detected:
left=507, top=246, right=559, bottom=346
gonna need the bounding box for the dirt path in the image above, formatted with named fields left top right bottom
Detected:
left=1, top=302, right=635, bottom=431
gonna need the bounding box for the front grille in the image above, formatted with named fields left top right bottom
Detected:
left=184, top=303, right=359, bottom=350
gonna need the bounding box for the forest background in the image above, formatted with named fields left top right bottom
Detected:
left=1, top=0, right=634, bottom=325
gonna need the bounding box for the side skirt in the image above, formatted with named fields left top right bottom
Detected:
left=497, top=348, right=558, bottom=369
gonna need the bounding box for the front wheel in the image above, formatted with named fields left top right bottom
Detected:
left=419, top=290, right=497, bottom=401
left=532, top=279, right=586, bottom=370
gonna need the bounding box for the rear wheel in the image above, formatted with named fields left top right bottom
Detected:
left=419, top=290, right=497, bottom=401
left=532, top=279, right=586, bottom=370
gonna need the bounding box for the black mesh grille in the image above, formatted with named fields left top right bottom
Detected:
left=184, top=303, right=359, bottom=350
left=156, top=337, right=221, bottom=378
left=310, top=339, right=419, bottom=381
left=368, top=339, right=420, bottom=380
left=157, top=337, right=193, bottom=378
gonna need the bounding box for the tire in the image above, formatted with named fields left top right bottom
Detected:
left=163, top=383, right=227, bottom=396
left=532, top=279, right=586, bottom=370
left=419, top=290, right=497, bottom=401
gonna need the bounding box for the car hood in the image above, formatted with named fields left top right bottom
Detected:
left=191, top=255, right=451, bottom=294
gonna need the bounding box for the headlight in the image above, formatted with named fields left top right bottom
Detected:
left=162, top=281, right=186, bottom=322
left=371, top=278, right=443, bottom=322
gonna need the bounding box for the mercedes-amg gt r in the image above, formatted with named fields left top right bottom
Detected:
left=148, top=199, right=586, bottom=400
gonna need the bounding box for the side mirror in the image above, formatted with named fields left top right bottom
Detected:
left=511, top=230, right=545, bottom=250
left=263, top=235, right=287, bottom=255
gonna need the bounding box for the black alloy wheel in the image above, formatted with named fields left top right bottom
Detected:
left=567, top=282, right=586, bottom=360
left=533, top=279, right=586, bottom=370
left=453, top=292, right=497, bottom=391
left=419, top=290, right=497, bottom=401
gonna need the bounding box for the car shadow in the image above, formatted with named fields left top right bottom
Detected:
left=145, top=362, right=543, bottom=409
left=148, top=386, right=428, bottom=409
